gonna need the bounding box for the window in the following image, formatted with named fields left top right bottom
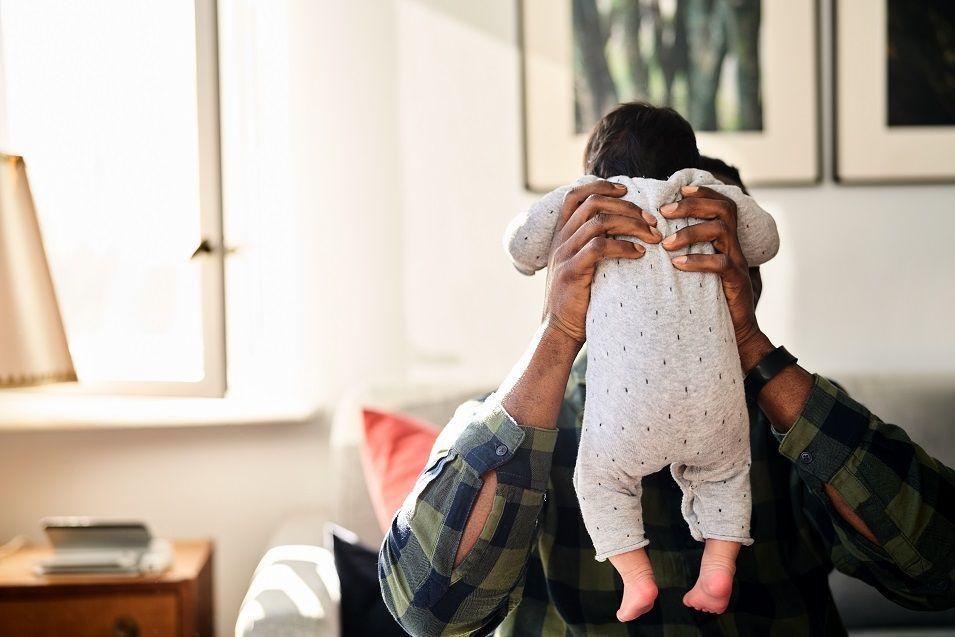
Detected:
left=0, top=0, right=225, bottom=396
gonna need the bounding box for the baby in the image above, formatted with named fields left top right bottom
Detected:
left=504, top=103, right=779, bottom=621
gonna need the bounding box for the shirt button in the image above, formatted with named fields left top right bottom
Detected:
left=799, top=451, right=813, bottom=464
left=495, top=444, right=508, bottom=457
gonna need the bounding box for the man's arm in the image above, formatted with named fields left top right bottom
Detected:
left=736, top=333, right=881, bottom=544
left=377, top=382, right=559, bottom=636
left=664, top=185, right=955, bottom=610
left=379, top=180, right=660, bottom=636
left=452, top=322, right=580, bottom=567
left=739, top=332, right=955, bottom=608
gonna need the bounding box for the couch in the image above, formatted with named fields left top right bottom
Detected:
left=235, top=375, right=955, bottom=636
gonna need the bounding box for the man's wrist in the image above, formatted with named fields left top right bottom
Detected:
left=541, top=317, right=585, bottom=360
left=737, top=328, right=775, bottom=374
left=738, top=332, right=813, bottom=434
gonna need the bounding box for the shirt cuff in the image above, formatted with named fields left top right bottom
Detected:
left=451, top=398, right=558, bottom=492
left=777, top=375, right=872, bottom=485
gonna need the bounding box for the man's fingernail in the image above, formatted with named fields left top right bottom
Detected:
left=651, top=228, right=663, bottom=239
left=614, top=183, right=627, bottom=190
left=662, top=235, right=676, bottom=247
left=672, top=256, right=688, bottom=265
left=682, top=186, right=698, bottom=194
left=660, top=203, right=677, bottom=214
left=641, top=211, right=657, bottom=226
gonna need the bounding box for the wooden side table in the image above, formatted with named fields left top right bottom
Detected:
left=0, top=539, right=214, bottom=637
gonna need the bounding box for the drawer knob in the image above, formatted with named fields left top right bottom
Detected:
left=113, top=616, right=140, bottom=637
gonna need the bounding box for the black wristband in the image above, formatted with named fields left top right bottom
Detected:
left=744, top=346, right=797, bottom=404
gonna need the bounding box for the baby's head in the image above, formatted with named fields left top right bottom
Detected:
left=583, top=102, right=700, bottom=180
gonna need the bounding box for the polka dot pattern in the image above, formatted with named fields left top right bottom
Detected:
left=559, top=171, right=768, bottom=559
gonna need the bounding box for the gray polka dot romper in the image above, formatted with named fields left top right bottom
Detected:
left=504, top=169, right=779, bottom=560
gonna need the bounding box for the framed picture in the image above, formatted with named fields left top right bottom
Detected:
left=834, top=0, right=955, bottom=183
left=520, top=0, right=820, bottom=191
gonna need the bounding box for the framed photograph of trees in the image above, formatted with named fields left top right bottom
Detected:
left=520, top=0, right=820, bottom=191
left=834, top=0, right=955, bottom=183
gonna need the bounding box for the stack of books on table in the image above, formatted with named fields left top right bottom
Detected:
left=35, top=518, right=172, bottom=576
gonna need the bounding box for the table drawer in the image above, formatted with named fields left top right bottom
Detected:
left=0, top=593, right=178, bottom=637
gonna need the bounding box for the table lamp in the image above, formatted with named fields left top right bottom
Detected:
left=0, top=152, right=76, bottom=387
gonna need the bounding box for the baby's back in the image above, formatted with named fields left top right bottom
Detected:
left=585, top=175, right=742, bottom=436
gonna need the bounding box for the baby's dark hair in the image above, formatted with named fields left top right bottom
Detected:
left=698, top=155, right=748, bottom=194
left=583, top=102, right=701, bottom=180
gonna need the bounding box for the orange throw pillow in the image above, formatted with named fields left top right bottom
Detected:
left=361, top=408, right=440, bottom=533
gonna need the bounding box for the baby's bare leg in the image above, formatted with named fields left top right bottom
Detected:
left=608, top=548, right=658, bottom=622
left=683, top=539, right=740, bottom=614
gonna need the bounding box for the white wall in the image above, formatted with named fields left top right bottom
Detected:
left=753, top=183, right=955, bottom=376
left=396, top=0, right=955, bottom=385
left=2, top=1, right=954, bottom=635
left=219, top=0, right=406, bottom=406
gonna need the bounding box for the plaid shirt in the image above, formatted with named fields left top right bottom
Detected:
left=379, top=350, right=955, bottom=635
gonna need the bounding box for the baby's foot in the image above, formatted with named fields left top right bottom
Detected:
left=683, top=538, right=740, bottom=614
left=617, top=571, right=658, bottom=622
left=609, top=548, right=658, bottom=622
left=683, top=565, right=733, bottom=613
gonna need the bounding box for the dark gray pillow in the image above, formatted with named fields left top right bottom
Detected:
left=329, top=526, right=407, bottom=637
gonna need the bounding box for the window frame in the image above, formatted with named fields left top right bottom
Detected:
left=2, top=0, right=227, bottom=398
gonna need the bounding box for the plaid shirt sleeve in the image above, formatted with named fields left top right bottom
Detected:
left=379, top=394, right=559, bottom=636
left=778, top=375, right=955, bottom=610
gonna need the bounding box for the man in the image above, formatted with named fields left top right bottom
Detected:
left=379, top=151, right=955, bottom=634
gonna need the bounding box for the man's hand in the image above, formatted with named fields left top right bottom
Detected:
left=659, top=183, right=811, bottom=419
left=466, top=181, right=659, bottom=566
left=544, top=180, right=662, bottom=345
left=659, top=186, right=762, bottom=357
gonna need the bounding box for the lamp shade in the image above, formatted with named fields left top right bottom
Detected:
left=0, top=153, right=76, bottom=387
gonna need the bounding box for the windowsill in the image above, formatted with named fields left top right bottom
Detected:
left=0, top=392, right=320, bottom=431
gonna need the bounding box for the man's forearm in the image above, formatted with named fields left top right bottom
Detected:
left=501, top=320, right=583, bottom=430
left=738, top=330, right=879, bottom=544
left=454, top=322, right=579, bottom=567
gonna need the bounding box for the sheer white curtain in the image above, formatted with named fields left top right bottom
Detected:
left=217, top=0, right=408, bottom=407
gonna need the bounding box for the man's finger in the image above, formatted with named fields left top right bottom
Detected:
left=559, top=180, right=627, bottom=226
left=568, top=237, right=645, bottom=275
left=659, top=196, right=736, bottom=223
left=562, top=212, right=661, bottom=257
left=661, top=220, right=726, bottom=252
left=670, top=253, right=732, bottom=275
left=679, top=185, right=734, bottom=204
left=562, top=195, right=653, bottom=240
